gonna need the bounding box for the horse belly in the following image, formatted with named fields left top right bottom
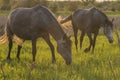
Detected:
left=13, top=28, right=32, bottom=40
left=12, top=26, right=45, bottom=40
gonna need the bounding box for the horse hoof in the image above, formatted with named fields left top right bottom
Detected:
left=91, top=51, right=94, bottom=54
left=30, top=62, right=36, bottom=70
left=17, top=57, right=20, bottom=61
left=16, top=58, right=20, bottom=62
left=84, top=48, right=90, bottom=53
left=52, top=60, right=56, bottom=64
left=6, top=58, right=11, bottom=63
left=51, top=64, right=57, bottom=69
left=80, top=46, right=82, bottom=49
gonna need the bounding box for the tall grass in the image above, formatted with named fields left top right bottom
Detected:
left=0, top=34, right=120, bottom=80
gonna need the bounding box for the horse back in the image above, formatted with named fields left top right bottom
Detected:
left=6, top=5, right=59, bottom=40
left=72, top=8, right=107, bottom=32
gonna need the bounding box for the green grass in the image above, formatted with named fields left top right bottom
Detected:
left=0, top=10, right=10, bottom=16
left=0, top=10, right=120, bottom=17
left=0, top=34, right=120, bottom=80
left=105, top=11, right=120, bottom=17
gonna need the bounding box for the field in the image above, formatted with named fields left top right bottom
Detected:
left=0, top=9, right=120, bottom=80
left=0, top=34, right=120, bottom=80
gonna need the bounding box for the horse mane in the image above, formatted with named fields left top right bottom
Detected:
left=33, top=5, right=65, bottom=37
left=33, top=5, right=57, bottom=20
left=33, top=5, right=44, bottom=10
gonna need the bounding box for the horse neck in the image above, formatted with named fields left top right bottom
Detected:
left=98, top=10, right=108, bottom=24
left=49, top=24, right=65, bottom=41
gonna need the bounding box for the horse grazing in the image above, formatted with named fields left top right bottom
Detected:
left=60, top=7, right=114, bottom=53
left=0, top=5, right=72, bottom=65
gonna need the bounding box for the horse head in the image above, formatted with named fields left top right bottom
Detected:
left=57, top=34, right=72, bottom=65
left=103, top=18, right=114, bottom=43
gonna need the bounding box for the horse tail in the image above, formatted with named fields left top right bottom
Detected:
left=0, top=33, right=8, bottom=45
left=60, top=15, right=72, bottom=24
left=13, top=35, right=24, bottom=46
left=0, top=24, right=8, bottom=45
left=0, top=31, right=24, bottom=46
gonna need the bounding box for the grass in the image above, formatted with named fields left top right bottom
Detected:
left=0, top=10, right=10, bottom=16
left=105, top=11, right=120, bottom=17
left=0, top=10, right=120, bottom=80
left=0, top=34, right=120, bottom=80
left=0, top=10, right=120, bottom=17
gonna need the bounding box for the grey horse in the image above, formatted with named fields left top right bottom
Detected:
left=0, top=5, right=72, bottom=65
left=61, top=7, right=114, bottom=53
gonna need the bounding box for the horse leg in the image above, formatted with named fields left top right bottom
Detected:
left=7, top=37, right=13, bottom=61
left=92, top=32, right=98, bottom=53
left=32, top=39, right=36, bottom=62
left=84, top=33, right=93, bottom=53
left=80, top=31, right=85, bottom=49
left=16, top=45, right=22, bottom=60
left=73, top=27, right=78, bottom=51
left=16, top=40, right=25, bottom=60
left=42, top=34, right=55, bottom=64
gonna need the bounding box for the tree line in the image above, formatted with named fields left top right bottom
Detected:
left=0, top=0, right=120, bottom=15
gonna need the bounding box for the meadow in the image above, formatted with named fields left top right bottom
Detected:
left=0, top=33, right=120, bottom=80
left=0, top=8, right=120, bottom=80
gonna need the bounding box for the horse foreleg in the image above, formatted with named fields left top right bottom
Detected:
left=92, top=32, right=98, bottom=53
left=80, top=31, right=85, bottom=49
left=42, top=34, right=55, bottom=64
left=84, top=33, right=92, bottom=53
left=32, top=39, right=36, bottom=62
left=73, top=27, right=78, bottom=51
